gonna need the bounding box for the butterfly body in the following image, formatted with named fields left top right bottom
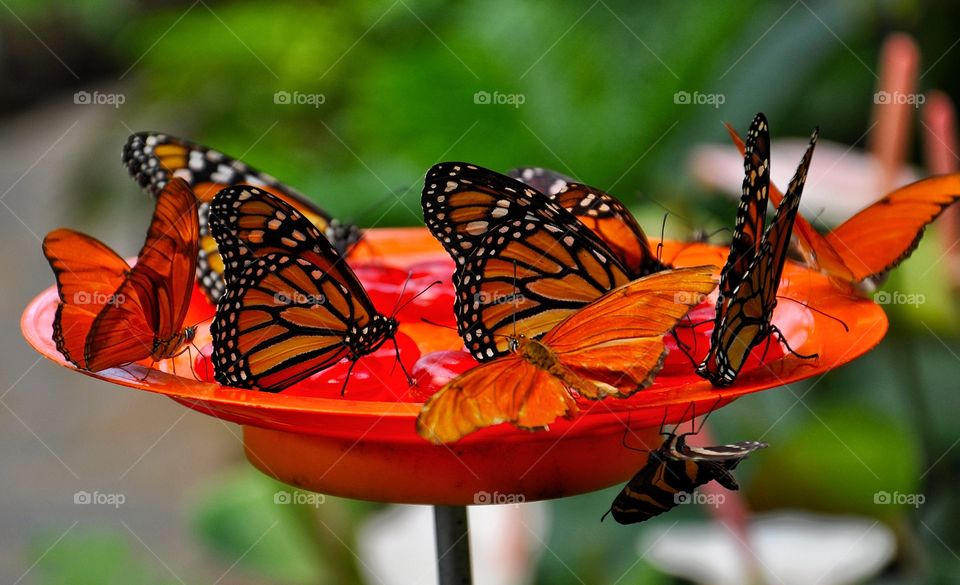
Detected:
left=606, top=433, right=766, bottom=525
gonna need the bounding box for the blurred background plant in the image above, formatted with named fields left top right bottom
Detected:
left=2, top=0, right=959, bottom=583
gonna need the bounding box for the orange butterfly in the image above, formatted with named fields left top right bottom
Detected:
left=724, top=123, right=960, bottom=289
left=42, top=179, right=199, bottom=371
left=416, top=266, right=717, bottom=444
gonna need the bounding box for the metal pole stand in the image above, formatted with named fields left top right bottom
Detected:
left=434, top=505, right=473, bottom=585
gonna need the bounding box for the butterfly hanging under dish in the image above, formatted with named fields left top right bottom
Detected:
left=508, top=166, right=668, bottom=277
left=723, top=123, right=960, bottom=291
left=123, top=132, right=361, bottom=302
left=416, top=266, right=718, bottom=443
left=43, top=178, right=199, bottom=372
left=697, top=113, right=819, bottom=386
left=208, top=186, right=398, bottom=392
left=604, top=404, right=767, bottom=525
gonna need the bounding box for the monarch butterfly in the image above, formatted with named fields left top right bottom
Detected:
left=123, top=132, right=361, bottom=301
left=208, top=186, right=398, bottom=392
left=723, top=123, right=960, bottom=289
left=508, top=166, right=668, bottom=277
left=416, top=266, right=718, bottom=443
left=423, top=162, right=659, bottom=363
left=604, top=413, right=766, bottom=524
left=42, top=178, right=199, bottom=372
left=697, top=115, right=819, bottom=386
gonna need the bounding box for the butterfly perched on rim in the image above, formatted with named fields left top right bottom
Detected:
left=422, top=162, right=674, bottom=363
left=697, top=113, right=819, bottom=386
left=723, top=123, right=960, bottom=291
left=43, top=179, right=199, bottom=372
left=508, top=166, right=669, bottom=277
left=416, top=266, right=718, bottom=443
left=208, top=186, right=398, bottom=392
left=604, top=405, right=767, bottom=525
left=123, top=132, right=361, bottom=302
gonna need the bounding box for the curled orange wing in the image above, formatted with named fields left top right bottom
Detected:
left=416, top=357, right=578, bottom=444
left=42, top=229, right=130, bottom=368
left=543, top=266, right=718, bottom=397
left=86, top=178, right=199, bottom=369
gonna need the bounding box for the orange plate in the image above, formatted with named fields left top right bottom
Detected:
left=22, top=227, right=887, bottom=504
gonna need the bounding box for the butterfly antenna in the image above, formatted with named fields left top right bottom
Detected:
left=657, top=213, right=668, bottom=265
left=771, top=325, right=819, bottom=360
left=420, top=317, right=458, bottom=331
left=390, top=278, right=444, bottom=320
left=777, top=296, right=850, bottom=332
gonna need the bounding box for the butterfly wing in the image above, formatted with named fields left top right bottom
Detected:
left=724, top=121, right=855, bottom=282
left=698, top=129, right=817, bottom=386
left=721, top=123, right=960, bottom=285
left=542, top=266, right=718, bottom=398
left=42, top=229, right=131, bottom=368
left=507, top=166, right=576, bottom=196
left=672, top=437, right=768, bottom=490
left=551, top=183, right=667, bottom=277
left=209, top=188, right=392, bottom=392
left=415, top=356, right=579, bottom=444
left=422, top=162, right=633, bottom=361
left=824, top=174, right=960, bottom=282
left=717, top=113, right=771, bottom=301
left=85, top=179, right=199, bottom=370
left=509, top=167, right=667, bottom=277
left=123, top=132, right=360, bottom=300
